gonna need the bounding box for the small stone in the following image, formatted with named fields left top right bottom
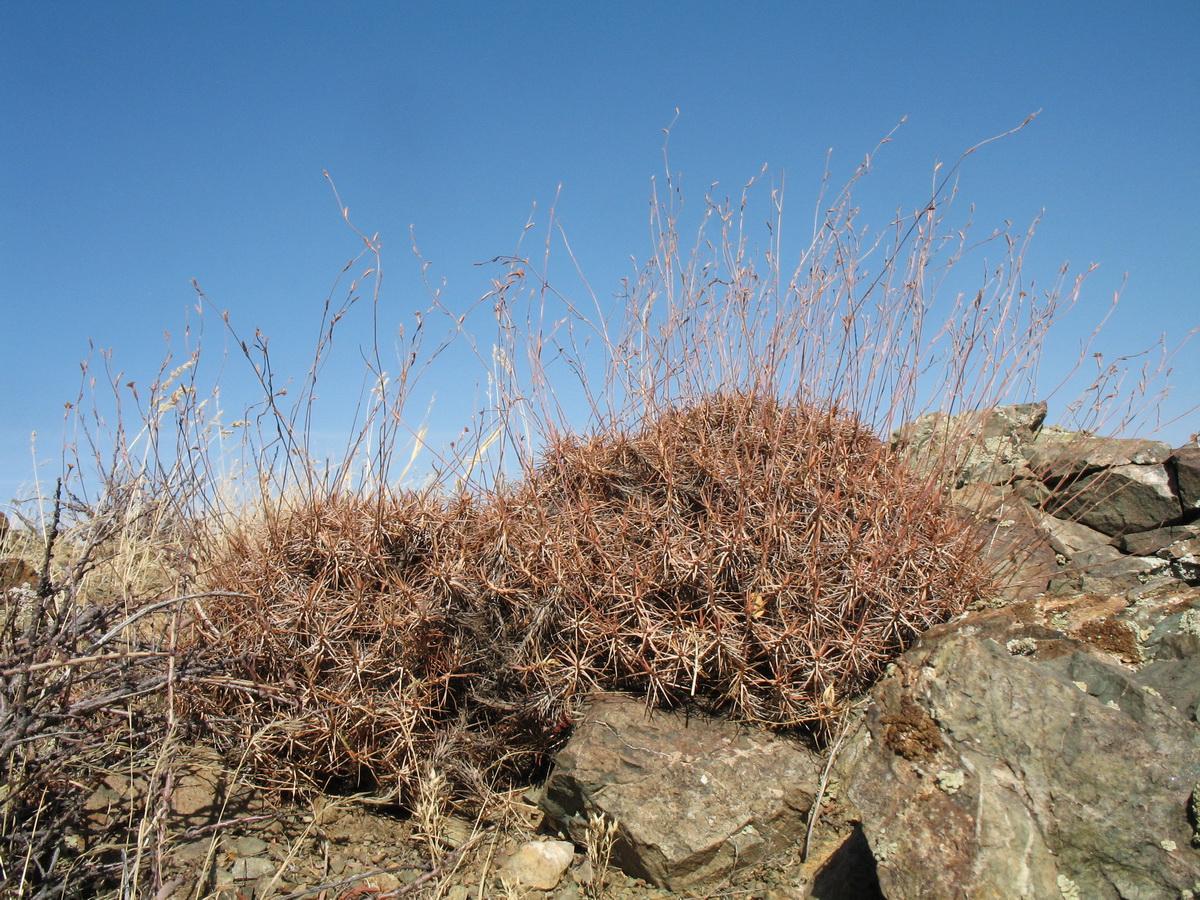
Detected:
left=363, top=872, right=402, bottom=892
left=1007, top=637, right=1038, bottom=656
left=496, top=840, right=576, bottom=891
left=229, top=836, right=268, bottom=857
left=61, top=833, right=85, bottom=853
left=170, top=840, right=210, bottom=866
left=230, top=856, right=275, bottom=880
left=440, top=815, right=476, bottom=848
left=571, top=857, right=595, bottom=885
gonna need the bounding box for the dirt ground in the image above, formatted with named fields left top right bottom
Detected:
left=90, top=744, right=864, bottom=900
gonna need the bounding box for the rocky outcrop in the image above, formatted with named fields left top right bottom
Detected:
left=840, top=599, right=1200, bottom=899
left=898, top=406, right=1200, bottom=596
left=1028, top=436, right=1181, bottom=535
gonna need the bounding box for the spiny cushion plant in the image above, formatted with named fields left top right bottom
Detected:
left=190, top=490, right=558, bottom=800
left=483, top=391, right=997, bottom=730
left=191, top=391, right=998, bottom=801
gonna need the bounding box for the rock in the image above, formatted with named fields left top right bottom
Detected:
left=891, top=402, right=1047, bottom=487
left=841, top=622, right=1200, bottom=899
left=0, top=557, right=38, bottom=591
left=229, top=856, right=275, bottom=880
left=437, top=815, right=477, bottom=849
left=1138, top=656, right=1200, bottom=722
left=1041, top=462, right=1182, bottom=536
left=538, top=693, right=823, bottom=892
left=1120, top=523, right=1200, bottom=556
left=1128, top=584, right=1200, bottom=653
left=1068, top=541, right=1126, bottom=569
left=1028, top=435, right=1175, bottom=475
left=495, top=840, right=575, bottom=891
left=229, top=836, right=269, bottom=857
left=363, top=872, right=403, bottom=893
left=1048, top=552, right=1174, bottom=595
left=168, top=748, right=245, bottom=826
left=1172, top=444, right=1200, bottom=511
left=1035, top=511, right=1115, bottom=557
left=963, top=485, right=1060, bottom=600
left=1158, top=534, right=1200, bottom=584
left=1019, top=433, right=1184, bottom=535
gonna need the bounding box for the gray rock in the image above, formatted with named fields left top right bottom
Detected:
left=1028, top=435, right=1175, bottom=477
left=538, top=694, right=822, bottom=892
left=1172, top=444, right=1200, bottom=511
left=1035, top=511, right=1115, bottom=557
left=973, top=498, right=1060, bottom=600
left=950, top=483, right=1067, bottom=600
left=841, top=626, right=1200, bottom=899
left=495, top=840, right=575, bottom=891
left=1049, top=554, right=1173, bottom=595
left=229, top=835, right=269, bottom=857
left=1042, top=463, right=1182, bottom=536
left=1126, top=583, right=1200, bottom=654
left=1069, top=542, right=1126, bottom=569
left=891, top=403, right=1046, bottom=488
left=1120, top=523, right=1200, bottom=556
left=1158, top=533, right=1200, bottom=579
left=229, top=856, right=275, bottom=881
left=1138, top=657, right=1200, bottom=721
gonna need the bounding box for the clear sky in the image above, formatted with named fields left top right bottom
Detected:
left=2, top=2, right=1197, bottom=506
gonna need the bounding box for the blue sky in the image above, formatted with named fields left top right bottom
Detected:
left=2, top=2, right=1197, bottom=505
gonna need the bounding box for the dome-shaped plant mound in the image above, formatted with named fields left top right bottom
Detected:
left=190, top=492, right=558, bottom=799
left=486, top=391, right=997, bottom=728
left=191, top=392, right=999, bottom=800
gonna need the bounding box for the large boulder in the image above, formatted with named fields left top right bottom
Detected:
left=537, top=693, right=823, bottom=892
left=1026, top=435, right=1173, bottom=472
left=1041, top=463, right=1182, bottom=536
left=840, top=618, right=1200, bottom=899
